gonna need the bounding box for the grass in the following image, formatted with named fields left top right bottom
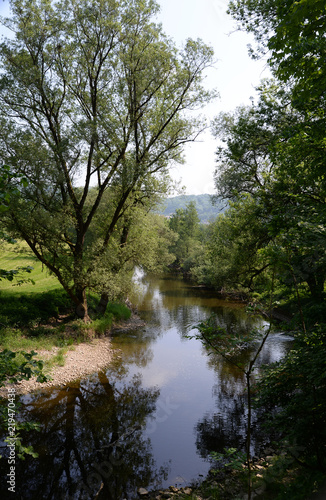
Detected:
left=0, top=241, right=61, bottom=293
left=46, top=347, right=71, bottom=369
left=0, top=241, right=132, bottom=370
left=0, top=326, right=63, bottom=351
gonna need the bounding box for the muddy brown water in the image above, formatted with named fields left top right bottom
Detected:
left=0, top=274, right=293, bottom=499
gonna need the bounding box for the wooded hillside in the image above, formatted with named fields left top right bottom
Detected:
left=157, top=194, right=226, bottom=222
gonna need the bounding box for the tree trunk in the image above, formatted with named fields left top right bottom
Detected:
left=96, top=225, right=130, bottom=316
left=75, top=288, right=91, bottom=322
left=97, top=292, right=109, bottom=315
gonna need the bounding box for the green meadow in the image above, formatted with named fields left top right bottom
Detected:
left=0, top=241, right=60, bottom=294
left=0, top=242, right=130, bottom=364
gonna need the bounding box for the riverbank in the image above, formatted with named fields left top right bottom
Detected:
left=1, top=313, right=145, bottom=395
left=186, top=281, right=293, bottom=326
left=140, top=456, right=326, bottom=500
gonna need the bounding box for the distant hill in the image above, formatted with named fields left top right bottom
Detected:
left=156, top=194, right=227, bottom=223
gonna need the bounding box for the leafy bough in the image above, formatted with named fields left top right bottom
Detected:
left=0, top=349, right=48, bottom=459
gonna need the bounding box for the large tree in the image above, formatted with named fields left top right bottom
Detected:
left=0, top=0, right=215, bottom=320
left=228, top=1, right=326, bottom=187
left=211, top=83, right=326, bottom=301
left=168, top=201, right=201, bottom=271
left=220, top=2, right=326, bottom=301
left=228, top=0, right=326, bottom=112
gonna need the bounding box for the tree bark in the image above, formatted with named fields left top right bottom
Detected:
left=97, top=292, right=109, bottom=316
left=75, top=288, right=91, bottom=322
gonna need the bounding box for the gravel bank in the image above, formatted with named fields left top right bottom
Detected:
left=3, top=314, right=145, bottom=395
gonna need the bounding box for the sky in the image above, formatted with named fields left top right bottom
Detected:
left=0, top=0, right=270, bottom=195
left=157, top=0, right=270, bottom=195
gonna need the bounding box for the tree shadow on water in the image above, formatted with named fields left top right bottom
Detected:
left=0, top=370, right=168, bottom=499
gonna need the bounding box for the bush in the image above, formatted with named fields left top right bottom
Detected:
left=0, top=289, right=71, bottom=327
left=106, top=302, right=131, bottom=321
left=255, top=327, right=326, bottom=471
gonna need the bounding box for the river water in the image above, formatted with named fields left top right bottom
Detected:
left=0, top=274, right=293, bottom=499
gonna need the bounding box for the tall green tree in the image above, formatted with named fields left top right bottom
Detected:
left=0, top=0, right=215, bottom=321
left=228, top=0, right=326, bottom=197
left=228, top=0, right=326, bottom=113
left=201, top=196, right=271, bottom=293
left=211, top=82, right=326, bottom=302
left=208, top=3, right=326, bottom=492
left=168, top=201, right=202, bottom=272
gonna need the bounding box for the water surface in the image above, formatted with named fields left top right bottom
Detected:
left=0, top=274, right=293, bottom=499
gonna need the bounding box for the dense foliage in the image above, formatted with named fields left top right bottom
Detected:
left=167, top=201, right=202, bottom=273
left=205, top=82, right=326, bottom=305
left=187, top=1, right=326, bottom=310
left=228, top=0, right=326, bottom=115
left=256, top=328, right=326, bottom=471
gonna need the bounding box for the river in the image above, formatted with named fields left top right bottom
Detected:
left=0, top=274, right=293, bottom=499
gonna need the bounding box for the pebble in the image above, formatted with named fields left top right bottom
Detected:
left=138, top=487, right=149, bottom=496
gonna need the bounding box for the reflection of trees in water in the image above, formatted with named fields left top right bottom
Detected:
left=195, top=387, right=272, bottom=458
left=137, top=274, right=272, bottom=462
left=195, top=397, right=247, bottom=460
left=110, top=329, right=156, bottom=369
left=195, top=382, right=268, bottom=462
left=207, top=355, right=245, bottom=397
left=196, top=350, right=249, bottom=460
left=143, top=302, right=262, bottom=341
left=0, top=371, right=168, bottom=499
left=135, top=275, right=265, bottom=341
left=210, top=307, right=266, bottom=339
left=195, top=334, right=287, bottom=462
